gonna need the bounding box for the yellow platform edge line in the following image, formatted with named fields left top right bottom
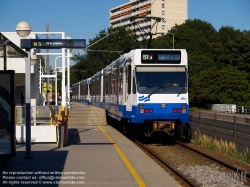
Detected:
left=98, top=126, right=147, bottom=187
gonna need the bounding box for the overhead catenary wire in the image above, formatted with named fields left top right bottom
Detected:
left=73, top=1, right=159, bottom=65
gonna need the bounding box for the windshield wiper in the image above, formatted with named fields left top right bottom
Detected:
left=177, top=87, right=186, bottom=97
left=148, top=84, right=177, bottom=97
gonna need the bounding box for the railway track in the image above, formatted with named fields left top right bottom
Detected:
left=133, top=139, right=201, bottom=187
left=134, top=136, right=250, bottom=187
left=110, top=122, right=200, bottom=186
left=109, top=121, right=250, bottom=186
left=175, top=140, right=250, bottom=180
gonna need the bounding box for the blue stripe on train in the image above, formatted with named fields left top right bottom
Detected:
left=96, top=102, right=189, bottom=124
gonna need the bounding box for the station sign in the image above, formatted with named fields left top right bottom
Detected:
left=31, top=39, right=86, bottom=49
left=21, top=39, right=86, bottom=49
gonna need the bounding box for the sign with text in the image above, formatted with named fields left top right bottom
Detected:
left=141, top=50, right=181, bottom=64
left=21, top=39, right=86, bottom=49
left=31, top=39, right=86, bottom=49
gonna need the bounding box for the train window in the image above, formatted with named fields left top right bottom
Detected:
left=91, top=82, right=94, bottom=95
left=111, top=71, right=116, bottom=94
left=83, top=84, right=85, bottom=96
left=119, top=67, right=123, bottom=94
left=93, top=81, right=95, bottom=95
left=104, top=75, right=108, bottom=95
left=94, top=82, right=96, bottom=95
left=89, top=83, right=92, bottom=95
left=115, top=69, right=119, bottom=95
left=93, top=83, right=95, bottom=95
left=95, top=79, right=99, bottom=95
left=127, top=65, right=131, bottom=94
left=99, top=78, right=101, bottom=95
left=133, top=76, right=136, bottom=94
left=82, top=84, right=84, bottom=96
left=119, top=69, right=123, bottom=80
left=108, top=73, right=111, bottom=95
left=82, top=84, right=87, bottom=96
left=86, top=84, right=89, bottom=97
left=97, top=79, right=99, bottom=95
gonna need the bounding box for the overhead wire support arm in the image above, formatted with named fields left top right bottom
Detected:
left=130, top=16, right=164, bottom=49
left=146, top=17, right=163, bottom=49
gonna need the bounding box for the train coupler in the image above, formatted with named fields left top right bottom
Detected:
left=153, top=121, right=175, bottom=132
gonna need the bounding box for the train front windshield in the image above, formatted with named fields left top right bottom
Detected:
left=136, top=67, right=187, bottom=94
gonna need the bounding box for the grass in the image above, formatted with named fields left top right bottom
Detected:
left=193, top=131, right=250, bottom=164
left=189, top=107, right=211, bottom=111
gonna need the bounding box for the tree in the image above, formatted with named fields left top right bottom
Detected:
left=215, top=26, right=250, bottom=73
left=70, top=19, right=250, bottom=108
left=190, top=67, right=250, bottom=106
left=71, top=26, right=139, bottom=83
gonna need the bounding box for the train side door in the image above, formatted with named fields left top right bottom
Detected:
left=125, top=64, right=132, bottom=111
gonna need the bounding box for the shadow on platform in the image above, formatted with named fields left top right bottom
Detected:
left=0, top=146, right=68, bottom=186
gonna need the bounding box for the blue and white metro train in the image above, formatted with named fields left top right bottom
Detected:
left=72, top=49, right=189, bottom=137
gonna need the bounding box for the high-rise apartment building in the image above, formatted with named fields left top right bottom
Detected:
left=110, top=0, right=187, bottom=40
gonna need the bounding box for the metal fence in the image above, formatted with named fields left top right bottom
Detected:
left=189, top=111, right=250, bottom=153
left=236, top=106, right=250, bottom=114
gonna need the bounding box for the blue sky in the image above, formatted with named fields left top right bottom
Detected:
left=0, top=0, right=249, bottom=40
left=0, top=0, right=249, bottom=66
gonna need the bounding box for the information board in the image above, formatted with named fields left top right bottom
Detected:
left=31, top=39, right=86, bottom=49
left=141, top=50, right=181, bottom=64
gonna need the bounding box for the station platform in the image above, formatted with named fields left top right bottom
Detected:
left=1, top=107, right=181, bottom=187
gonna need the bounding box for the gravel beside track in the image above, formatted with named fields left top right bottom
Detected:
left=143, top=137, right=250, bottom=187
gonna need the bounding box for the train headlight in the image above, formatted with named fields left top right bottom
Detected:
left=161, top=103, right=166, bottom=108
left=182, top=105, right=186, bottom=113
left=139, top=105, right=144, bottom=113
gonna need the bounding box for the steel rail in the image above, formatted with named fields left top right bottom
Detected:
left=176, top=140, right=250, bottom=179
left=134, top=140, right=200, bottom=187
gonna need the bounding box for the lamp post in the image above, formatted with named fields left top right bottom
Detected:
left=16, top=21, right=68, bottom=155
left=16, top=21, right=37, bottom=158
